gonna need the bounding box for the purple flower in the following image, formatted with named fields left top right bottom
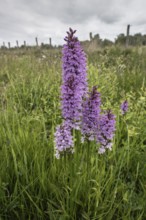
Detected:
left=81, top=86, right=101, bottom=141
left=97, top=110, right=116, bottom=154
left=61, top=28, right=88, bottom=129
left=121, top=100, right=128, bottom=115
left=54, top=122, right=74, bottom=159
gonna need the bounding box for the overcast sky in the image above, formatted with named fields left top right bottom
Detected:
left=0, top=0, right=146, bottom=46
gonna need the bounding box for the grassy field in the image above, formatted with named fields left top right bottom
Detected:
left=0, top=46, right=146, bottom=219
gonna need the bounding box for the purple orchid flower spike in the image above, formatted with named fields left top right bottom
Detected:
left=97, top=110, right=116, bottom=154
left=121, top=100, right=128, bottom=115
left=54, top=122, right=74, bottom=159
left=61, top=28, right=88, bottom=129
left=81, top=86, right=101, bottom=142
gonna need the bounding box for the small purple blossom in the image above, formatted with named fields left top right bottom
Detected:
left=61, top=28, right=88, bottom=129
left=81, top=86, right=101, bottom=141
left=121, top=100, right=128, bottom=115
left=98, top=146, right=106, bottom=154
left=54, top=122, right=74, bottom=159
left=97, top=110, right=116, bottom=154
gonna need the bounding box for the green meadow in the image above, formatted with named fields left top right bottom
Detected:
left=0, top=47, right=146, bottom=219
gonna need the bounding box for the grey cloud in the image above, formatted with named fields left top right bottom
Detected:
left=28, top=0, right=122, bottom=24
left=7, top=0, right=122, bottom=24
left=0, top=0, right=146, bottom=45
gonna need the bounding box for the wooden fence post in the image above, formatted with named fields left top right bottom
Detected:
left=49, top=37, right=52, bottom=46
left=126, top=24, right=130, bottom=47
left=8, top=42, right=11, bottom=49
left=89, top=32, right=93, bottom=41
left=35, top=37, right=38, bottom=46
left=16, top=40, right=19, bottom=48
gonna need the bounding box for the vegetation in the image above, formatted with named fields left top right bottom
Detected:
left=115, top=33, right=146, bottom=46
left=0, top=46, right=146, bottom=219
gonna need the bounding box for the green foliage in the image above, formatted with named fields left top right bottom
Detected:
left=0, top=47, right=146, bottom=219
left=115, top=33, right=146, bottom=46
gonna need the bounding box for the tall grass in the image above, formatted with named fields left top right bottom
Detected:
left=0, top=47, right=146, bottom=219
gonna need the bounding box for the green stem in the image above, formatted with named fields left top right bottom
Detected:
left=87, top=140, right=90, bottom=181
